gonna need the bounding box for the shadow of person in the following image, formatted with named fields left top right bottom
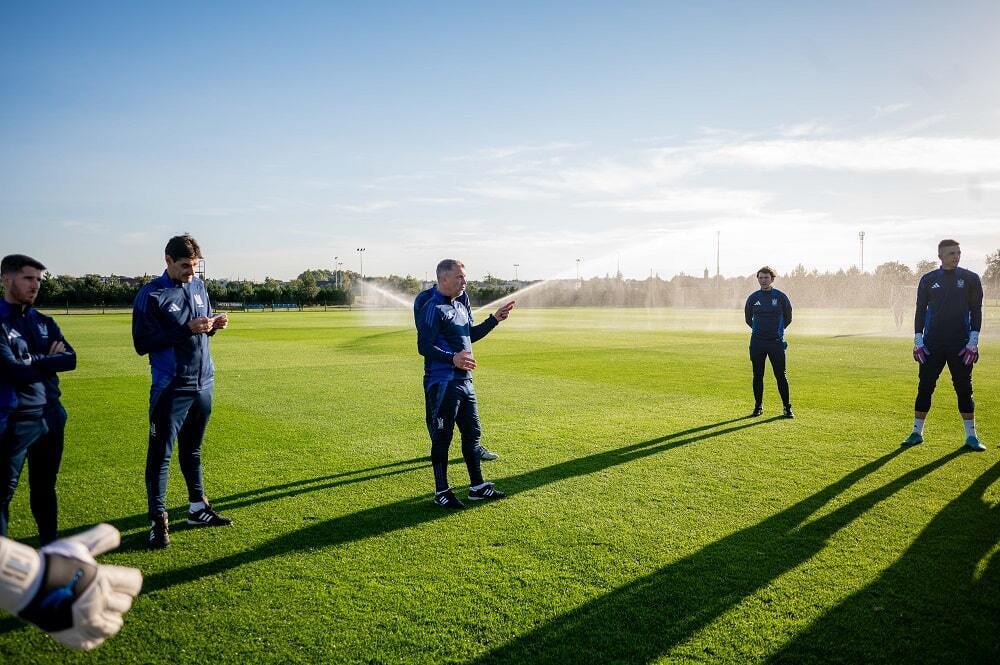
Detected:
left=769, top=458, right=1000, bottom=664
left=470, top=448, right=963, bottom=664
left=137, top=416, right=779, bottom=594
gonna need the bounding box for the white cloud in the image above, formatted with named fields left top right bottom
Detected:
left=873, top=102, right=911, bottom=118
left=449, top=142, right=583, bottom=162
left=332, top=201, right=399, bottom=213
left=578, top=188, right=773, bottom=215
left=61, top=220, right=108, bottom=234
left=700, top=136, right=1000, bottom=174
left=780, top=120, right=835, bottom=138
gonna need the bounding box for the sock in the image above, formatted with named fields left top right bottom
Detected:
left=913, top=418, right=925, bottom=435
left=964, top=419, right=977, bottom=438
left=189, top=501, right=206, bottom=513
left=471, top=482, right=491, bottom=491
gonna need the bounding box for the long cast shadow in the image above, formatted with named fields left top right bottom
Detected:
left=139, top=416, right=778, bottom=594
left=101, top=456, right=431, bottom=536
left=470, top=447, right=963, bottom=664
left=770, top=459, right=1000, bottom=664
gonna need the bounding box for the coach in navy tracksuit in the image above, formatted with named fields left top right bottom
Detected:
left=744, top=266, right=794, bottom=418
left=132, top=235, right=231, bottom=549
left=0, top=255, right=60, bottom=538
left=414, top=259, right=515, bottom=509
left=904, top=239, right=985, bottom=451
left=0, top=255, right=77, bottom=545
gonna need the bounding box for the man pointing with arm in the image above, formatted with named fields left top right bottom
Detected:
left=414, top=260, right=514, bottom=508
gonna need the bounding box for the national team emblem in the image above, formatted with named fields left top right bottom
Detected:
left=37, top=323, right=48, bottom=338
left=772, top=298, right=778, bottom=306
left=957, top=279, right=965, bottom=288
left=194, top=294, right=204, bottom=306
left=167, top=303, right=181, bottom=313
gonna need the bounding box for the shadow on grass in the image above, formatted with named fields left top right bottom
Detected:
left=100, top=456, right=431, bottom=538
left=470, top=447, right=965, bottom=664
left=134, top=415, right=777, bottom=594
left=769, top=459, right=1000, bottom=664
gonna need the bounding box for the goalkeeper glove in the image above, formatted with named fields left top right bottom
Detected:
left=913, top=334, right=929, bottom=364
left=959, top=331, right=980, bottom=366
left=0, top=524, right=143, bottom=651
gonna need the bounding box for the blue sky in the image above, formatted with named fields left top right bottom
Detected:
left=2, top=1, right=999, bottom=280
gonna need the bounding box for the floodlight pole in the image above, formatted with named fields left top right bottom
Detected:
left=334, top=256, right=339, bottom=288
left=576, top=258, right=581, bottom=281
left=716, top=230, right=720, bottom=278
left=513, top=264, right=519, bottom=282
left=859, top=231, right=865, bottom=272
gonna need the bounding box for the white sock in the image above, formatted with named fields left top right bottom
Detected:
left=189, top=501, right=206, bottom=512
left=913, top=418, right=925, bottom=435
left=964, top=419, right=977, bottom=438
left=471, top=482, right=491, bottom=491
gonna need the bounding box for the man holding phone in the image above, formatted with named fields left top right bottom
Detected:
left=132, top=234, right=231, bottom=549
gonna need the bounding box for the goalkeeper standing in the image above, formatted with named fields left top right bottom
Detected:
left=744, top=266, right=794, bottom=418
left=904, top=239, right=985, bottom=450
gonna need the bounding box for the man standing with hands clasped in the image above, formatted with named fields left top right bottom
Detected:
left=414, top=259, right=515, bottom=508
left=132, top=234, right=231, bottom=549
left=904, top=239, right=985, bottom=451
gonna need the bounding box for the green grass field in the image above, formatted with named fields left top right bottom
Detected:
left=2, top=308, right=998, bottom=664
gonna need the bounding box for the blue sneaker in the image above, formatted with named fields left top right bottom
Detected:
left=964, top=435, right=986, bottom=452
left=901, top=432, right=923, bottom=446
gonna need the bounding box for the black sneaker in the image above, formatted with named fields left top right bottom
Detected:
left=149, top=511, right=170, bottom=549
left=468, top=482, right=506, bottom=501
left=187, top=502, right=233, bottom=527
left=783, top=404, right=795, bottom=419
left=433, top=488, right=465, bottom=509
left=478, top=446, right=500, bottom=462
left=751, top=405, right=763, bottom=417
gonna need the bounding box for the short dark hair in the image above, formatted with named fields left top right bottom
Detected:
left=756, top=266, right=776, bottom=279
left=1, top=254, right=46, bottom=276
left=938, top=239, right=960, bottom=253
left=165, top=234, right=203, bottom=261
left=436, top=259, right=465, bottom=280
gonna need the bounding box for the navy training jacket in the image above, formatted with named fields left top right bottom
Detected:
left=132, top=271, right=215, bottom=392
left=0, top=301, right=47, bottom=417
left=414, top=286, right=498, bottom=386
left=2, top=305, right=76, bottom=403
left=744, top=288, right=793, bottom=343
left=914, top=267, right=983, bottom=350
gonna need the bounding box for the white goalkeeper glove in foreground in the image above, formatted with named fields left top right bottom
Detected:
left=0, top=524, right=142, bottom=651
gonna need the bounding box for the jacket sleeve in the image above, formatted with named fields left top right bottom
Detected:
left=132, top=290, right=192, bottom=356
left=0, top=335, right=43, bottom=385
left=969, top=273, right=984, bottom=333
left=416, top=304, right=455, bottom=364
left=29, top=317, right=77, bottom=373
left=782, top=293, right=793, bottom=328
left=744, top=295, right=753, bottom=328
left=914, top=276, right=929, bottom=335
left=470, top=314, right=498, bottom=343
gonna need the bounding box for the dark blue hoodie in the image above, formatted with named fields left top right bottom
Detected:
left=414, top=286, right=498, bottom=387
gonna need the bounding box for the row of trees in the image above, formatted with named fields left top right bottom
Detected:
left=16, top=253, right=1000, bottom=309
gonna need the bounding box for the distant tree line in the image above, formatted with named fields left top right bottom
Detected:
left=10, top=251, right=999, bottom=309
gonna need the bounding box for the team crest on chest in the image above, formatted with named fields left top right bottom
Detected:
left=194, top=293, right=204, bottom=306
left=772, top=298, right=778, bottom=306
left=957, top=279, right=965, bottom=288
left=37, top=323, right=48, bottom=338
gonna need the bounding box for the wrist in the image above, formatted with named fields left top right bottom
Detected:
left=0, top=537, right=44, bottom=613
left=968, top=331, right=980, bottom=347
left=914, top=333, right=924, bottom=347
